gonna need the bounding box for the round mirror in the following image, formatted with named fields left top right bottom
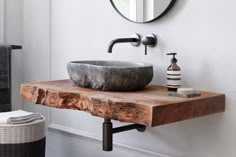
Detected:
left=110, top=0, right=176, bottom=23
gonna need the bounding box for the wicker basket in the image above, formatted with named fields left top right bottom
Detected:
left=0, top=117, right=46, bottom=157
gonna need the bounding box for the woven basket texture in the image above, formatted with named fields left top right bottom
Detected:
left=0, top=117, right=46, bottom=157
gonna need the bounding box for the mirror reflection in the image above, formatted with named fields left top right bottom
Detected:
left=111, top=0, right=176, bottom=23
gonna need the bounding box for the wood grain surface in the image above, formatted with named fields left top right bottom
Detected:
left=20, top=80, right=225, bottom=127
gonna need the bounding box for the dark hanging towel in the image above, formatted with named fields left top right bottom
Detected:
left=0, top=44, right=12, bottom=112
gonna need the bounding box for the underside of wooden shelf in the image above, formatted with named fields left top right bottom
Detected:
left=20, top=80, right=225, bottom=127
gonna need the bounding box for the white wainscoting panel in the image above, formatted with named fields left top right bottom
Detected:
left=49, top=123, right=173, bottom=157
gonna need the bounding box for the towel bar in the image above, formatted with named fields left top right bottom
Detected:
left=11, top=45, right=22, bottom=50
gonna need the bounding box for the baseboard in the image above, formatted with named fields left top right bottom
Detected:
left=48, top=123, right=173, bottom=157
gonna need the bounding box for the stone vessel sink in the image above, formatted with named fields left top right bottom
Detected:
left=67, top=60, right=153, bottom=91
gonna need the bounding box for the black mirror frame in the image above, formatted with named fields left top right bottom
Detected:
left=110, top=0, right=177, bottom=24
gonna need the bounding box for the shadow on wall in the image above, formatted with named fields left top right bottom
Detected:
left=147, top=113, right=225, bottom=156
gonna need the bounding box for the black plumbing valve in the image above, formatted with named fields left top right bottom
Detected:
left=141, top=34, right=158, bottom=55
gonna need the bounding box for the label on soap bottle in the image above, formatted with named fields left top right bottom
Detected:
left=167, top=70, right=181, bottom=89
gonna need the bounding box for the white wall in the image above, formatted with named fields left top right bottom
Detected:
left=22, top=0, right=50, bottom=123
left=0, top=0, right=4, bottom=42
left=1, top=0, right=23, bottom=110
left=23, top=0, right=236, bottom=157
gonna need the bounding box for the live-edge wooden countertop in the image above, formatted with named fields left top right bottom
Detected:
left=20, top=80, right=225, bottom=127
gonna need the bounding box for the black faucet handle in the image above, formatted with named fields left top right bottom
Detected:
left=141, top=34, right=157, bottom=55
left=141, top=34, right=157, bottom=47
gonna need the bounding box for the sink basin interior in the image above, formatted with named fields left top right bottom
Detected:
left=70, top=61, right=152, bottom=68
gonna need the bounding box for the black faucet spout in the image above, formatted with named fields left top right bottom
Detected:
left=107, top=34, right=141, bottom=53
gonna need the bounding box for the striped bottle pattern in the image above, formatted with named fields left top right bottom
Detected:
left=167, top=70, right=181, bottom=89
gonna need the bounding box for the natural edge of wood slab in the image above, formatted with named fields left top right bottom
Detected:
left=20, top=80, right=225, bottom=127
left=20, top=81, right=152, bottom=126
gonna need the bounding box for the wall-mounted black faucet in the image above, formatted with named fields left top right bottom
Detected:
left=108, top=33, right=141, bottom=53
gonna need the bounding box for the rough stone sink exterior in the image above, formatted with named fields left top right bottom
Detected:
left=67, top=60, right=153, bottom=91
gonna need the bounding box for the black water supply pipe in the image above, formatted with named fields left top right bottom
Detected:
left=103, top=118, right=146, bottom=151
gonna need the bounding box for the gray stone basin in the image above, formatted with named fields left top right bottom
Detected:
left=67, top=60, right=153, bottom=91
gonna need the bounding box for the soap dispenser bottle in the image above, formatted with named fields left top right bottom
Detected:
left=167, top=53, right=181, bottom=91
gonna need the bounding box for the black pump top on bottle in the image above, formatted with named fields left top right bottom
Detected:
left=167, top=53, right=177, bottom=63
